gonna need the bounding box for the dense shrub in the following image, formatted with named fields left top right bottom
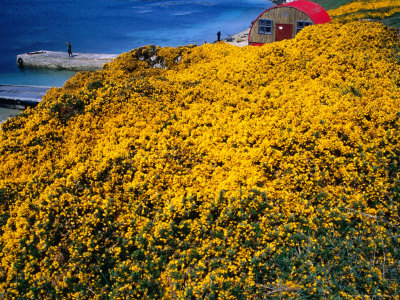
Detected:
left=0, top=21, right=399, bottom=298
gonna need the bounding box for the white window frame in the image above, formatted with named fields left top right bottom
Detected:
left=258, top=19, right=273, bottom=35
left=296, top=20, right=313, bottom=34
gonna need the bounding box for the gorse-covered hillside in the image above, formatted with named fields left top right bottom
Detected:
left=328, top=0, right=400, bottom=25
left=315, top=0, right=400, bottom=16
left=1, top=21, right=400, bottom=298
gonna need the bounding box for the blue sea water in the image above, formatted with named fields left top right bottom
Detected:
left=0, top=0, right=272, bottom=87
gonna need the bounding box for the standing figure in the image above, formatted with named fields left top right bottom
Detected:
left=66, top=42, right=72, bottom=57
left=217, top=31, right=221, bottom=42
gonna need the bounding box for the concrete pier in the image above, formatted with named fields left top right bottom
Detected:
left=17, top=50, right=118, bottom=71
left=0, top=85, right=50, bottom=108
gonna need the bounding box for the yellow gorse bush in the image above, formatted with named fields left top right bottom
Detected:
left=329, top=0, right=400, bottom=21
left=0, top=21, right=400, bottom=298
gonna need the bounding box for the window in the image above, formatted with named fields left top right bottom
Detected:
left=258, top=19, right=273, bottom=35
left=296, top=20, right=313, bottom=34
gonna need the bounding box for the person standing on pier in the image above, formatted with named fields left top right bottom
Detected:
left=66, top=42, right=72, bottom=57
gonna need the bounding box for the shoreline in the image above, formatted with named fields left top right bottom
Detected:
left=0, top=107, right=21, bottom=125
left=224, top=28, right=251, bottom=47
left=13, top=30, right=250, bottom=75
left=1, top=29, right=251, bottom=126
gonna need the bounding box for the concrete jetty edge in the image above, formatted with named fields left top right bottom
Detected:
left=17, top=50, right=119, bottom=71
left=0, top=84, right=52, bottom=109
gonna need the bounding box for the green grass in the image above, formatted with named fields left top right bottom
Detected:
left=313, top=0, right=355, bottom=10
left=381, top=12, right=400, bottom=28
left=313, top=1, right=400, bottom=29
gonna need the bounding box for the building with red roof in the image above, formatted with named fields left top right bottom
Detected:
left=248, top=0, right=331, bottom=45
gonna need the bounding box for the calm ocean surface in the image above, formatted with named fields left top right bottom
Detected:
left=0, top=0, right=272, bottom=120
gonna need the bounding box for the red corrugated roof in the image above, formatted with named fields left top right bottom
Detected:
left=279, top=0, right=331, bottom=24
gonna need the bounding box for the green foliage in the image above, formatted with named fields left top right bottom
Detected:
left=0, top=20, right=399, bottom=298
left=313, top=0, right=355, bottom=10
left=87, top=80, right=104, bottom=91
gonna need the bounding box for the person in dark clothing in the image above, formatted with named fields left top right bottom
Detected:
left=217, top=31, right=221, bottom=42
left=66, top=42, right=72, bottom=57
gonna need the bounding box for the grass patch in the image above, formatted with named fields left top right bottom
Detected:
left=336, top=6, right=400, bottom=20
left=313, top=0, right=355, bottom=10
left=381, top=12, right=400, bottom=28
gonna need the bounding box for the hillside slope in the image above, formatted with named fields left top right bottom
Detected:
left=324, top=0, right=400, bottom=28
left=0, top=21, right=400, bottom=298
left=314, top=0, right=354, bottom=10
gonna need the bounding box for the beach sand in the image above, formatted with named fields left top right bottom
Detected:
left=225, top=28, right=251, bottom=47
